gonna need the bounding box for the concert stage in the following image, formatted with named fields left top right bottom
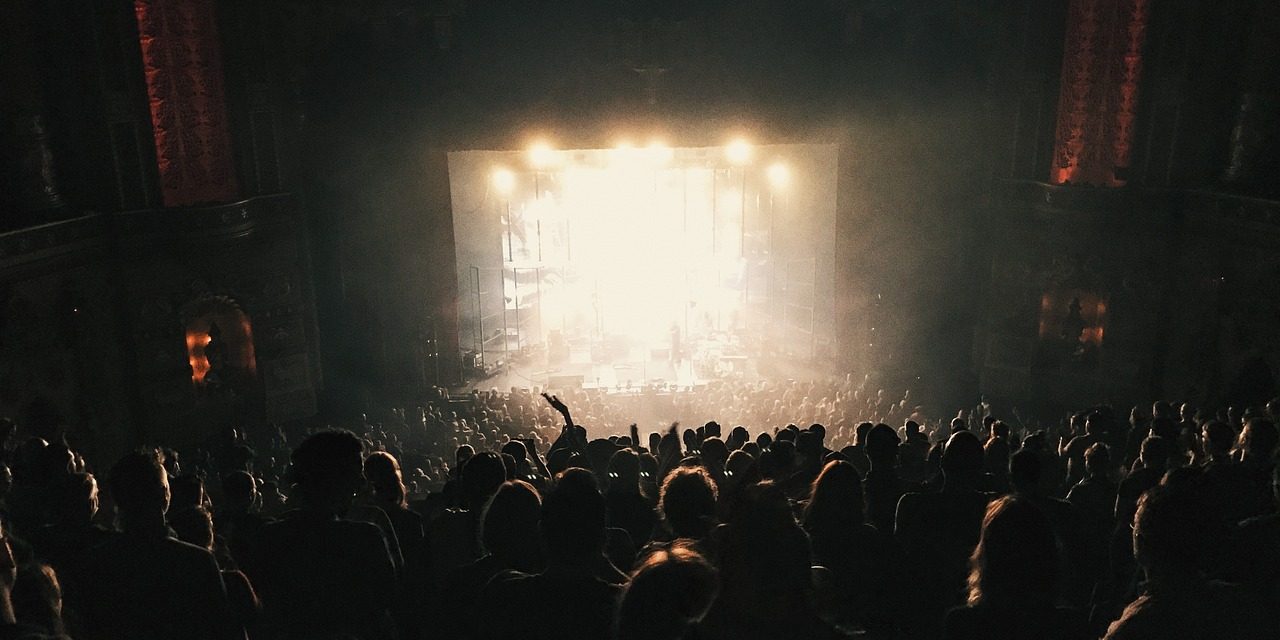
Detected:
left=449, top=141, right=838, bottom=391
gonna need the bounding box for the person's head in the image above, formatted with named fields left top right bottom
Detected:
left=1180, top=402, right=1196, bottom=422
left=500, top=440, right=527, bottom=465
left=716, top=481, right=812, bottom=612
left=1238, top=418, right=1278, bottom=464
left=950, top=417, right=968, bottom=433
left=12, top=563, right=63, bottom=635
left=854, top=422, right=874, bottom=446
left=169, top=505, right=215, bottom=551
left=52, top=472, right=98, bottom=524
left=808, top=423, right=826, bottom=445
left=481, top=480, right=543, bottom=571
left=803, top=461, right=863, bottom=531
left=1200, top=421, right=1235, bottom=459
left=617, top=542, right=719, bottom=640
left=608, top=449, right=642, bottom=492
left=865, top=424, right=900, bottom=466
left=1009, top=449, right=1042, bottom=495
left=904, top=420, right=921, bottom=436
left=290, top=430, right=366, bottom=512
left=108, top=449, right=170, bottom=521
left=221, top=470, right=257, bottom=511
left=587, top=438, right=620, bottom=481
left=541, top=468, right=607, bottom=563
left=681, top=429, right=698, bottom=452
left=461, top=451, right=507, bottom=510
left=758, top=440, right=795, bottom=480
left=364, top=451, right=408, bottom=508
left=455, top=444, right=475, bottom=468
left=1138, top=435, right=1173, bottom=471
left=700, top=438, right=728, bottom=471
left=1084, top=412, right=1103, bottom=436
left=990, top=421, right=1011, bottom=440
left=756, top=431, right=772, bottom=450
left=169, top=474, right=206, bottom=511
left=941, top=431, right=985, bottom=486
left=1084, top=443, right=1111, bottom=479
left=704, top=421, right=722, bottom=440
left=659, top=467, right=718, bottom=540
left=967, top=496, right=1059, bottom=607
left=1132, top=484, right=1207, bottom=579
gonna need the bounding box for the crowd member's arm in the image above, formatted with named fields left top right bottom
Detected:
left=520, top=437, right=552, bottom=479
left=629, top=423, right=645, bottom=453
left=543, top=393, right=585, bottom=454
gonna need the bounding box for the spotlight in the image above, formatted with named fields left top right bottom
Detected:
left=528, top=142, right=556, bottom=169
left=492, top=168, right=515, bottom=195
left=725, top=139, right=752, bottom=165
left=767, top=162, right=790, bottom=188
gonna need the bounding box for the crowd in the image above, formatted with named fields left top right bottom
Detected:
left=0, top=376, right=1275, bottom=640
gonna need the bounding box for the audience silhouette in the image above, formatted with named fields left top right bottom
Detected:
left=0, top=381, right=1273, bottom=640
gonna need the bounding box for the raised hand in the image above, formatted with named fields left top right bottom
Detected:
left=541, top=392, right=568, bottom=414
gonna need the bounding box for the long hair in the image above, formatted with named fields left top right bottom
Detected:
left=802, top=461, right=863, bottom=533
left=617, top=542, right=719, bottom=640
left=966, top=496, right=1060, bottom=607
left=364, top=451, right=407, bottom=509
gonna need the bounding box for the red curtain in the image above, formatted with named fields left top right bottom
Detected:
left=1049, top=0, right=1151, bottom=187
left=134, top=0, right=239, bottom=207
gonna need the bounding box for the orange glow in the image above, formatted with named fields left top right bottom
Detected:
left=187, top=332, right=213, bottom=384
left=1038, top=290, right=1107, bottom=346
left=184, top=310, right=257, bottom=386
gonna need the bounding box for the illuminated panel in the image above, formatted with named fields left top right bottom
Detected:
left=449, top=142, right=839, bottom=372
left=134, top=0, right=239, bottom=206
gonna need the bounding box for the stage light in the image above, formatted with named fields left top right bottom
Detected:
left=528, top=142, right=556, bottom=169
left=492, top=168, right=515, bottom=195
left=725, top=139, right=752, bottom=165
left=646, top=141, right=674, bottom=165
left=767, top=162, right=790, bottom=188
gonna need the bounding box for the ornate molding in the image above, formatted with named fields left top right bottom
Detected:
left=114, top=193, right=296, bottom=241
left=0, top=215, right=110, bottom=268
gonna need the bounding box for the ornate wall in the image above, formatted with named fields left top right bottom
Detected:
left=980, top=0, right=1280, bottom=414
left=0, top=195, right=320, bottom=458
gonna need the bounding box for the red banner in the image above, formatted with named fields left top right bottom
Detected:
left=1049, top=0, right=1150, bottom=187
left=134, top=0, right=239, bottom=207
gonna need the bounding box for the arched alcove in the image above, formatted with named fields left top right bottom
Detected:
left=180, top=295, right=257, bottom=389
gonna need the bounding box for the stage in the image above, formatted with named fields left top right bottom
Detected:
left=448, top=142, right=839, bottom=393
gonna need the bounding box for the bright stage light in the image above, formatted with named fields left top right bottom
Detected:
left=646, top=141, right=674, bottom=165
left=767, top=162, right=790, bottom=188
left=725, top=139, right=752, bottom=165
left=528, top=142, right=557, bottom=169
left=492, top=167, right=515, bottom=195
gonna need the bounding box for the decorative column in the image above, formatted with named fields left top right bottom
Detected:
left=133, top=0, right=239, bottom=207
left=1049, top=0, right=1152, bottom=187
